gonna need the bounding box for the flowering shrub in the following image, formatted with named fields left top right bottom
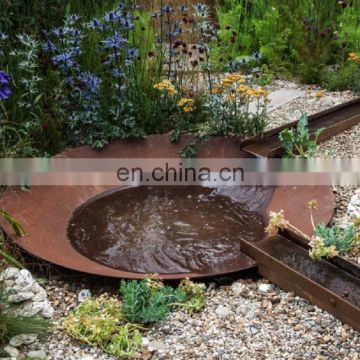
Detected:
left=1, top=2, right=270, bottom=156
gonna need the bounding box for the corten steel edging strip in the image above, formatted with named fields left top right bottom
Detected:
left=281, top=228, right=360, bottom=279
left=241, top=98, right=360, bottom=157
left=240, top=238, right=360, bottom=332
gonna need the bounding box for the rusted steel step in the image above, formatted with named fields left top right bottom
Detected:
left=242, top=98, right=360, bottom=158
left=240, top=230, right=360, bottom=331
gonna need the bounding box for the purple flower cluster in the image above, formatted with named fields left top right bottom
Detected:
left=79, top=72, right=101, bottom=100
left=0, top=71, right=11, bottom=101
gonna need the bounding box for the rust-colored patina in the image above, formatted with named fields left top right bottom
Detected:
left=240, top=230, right=360, bottom=331
left=0, top=135, right=334, bottom=279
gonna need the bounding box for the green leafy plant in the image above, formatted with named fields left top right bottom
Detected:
left=266, top=200, right=360, bottom=261
left=64, top=295, right=143, bottom=359
left=279, top=114, right=323, bottom=158
left=0, top=209, right=26, bottom=269
left=65, top=278, right=206, bottom=358
left=311, top=223, right=355, bottom=259
left=119, top=279, right=186, bottom=324
left=177, top=278, right=206, bottom=314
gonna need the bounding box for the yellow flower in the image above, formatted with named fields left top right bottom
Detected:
left=253, top=88, right=269, bottom=98
left=154, top=79, right=178, bottom=96
left=178, top=98, right=195, bottom=112
left=221, top=73, right=245, bottom=88
left=236, top=84, right=249, bottom=94
left=245, top=88, right=256, bottom=98
left=348, top=52, right=360, bottom=62
left=178, top=98, right=194, bottom=107
left=211, top=83, right=224, bottom=94
left=314, top=91, right=325, bottom=98
left=223, top=73, right=244, bottom=83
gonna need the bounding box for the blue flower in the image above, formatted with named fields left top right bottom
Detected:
left=241, top=59, right=248, bottom=66
left=0, top=71, right=11, bottom=100
left=79, top=72, right=101, bottom=99
left=118, top=2, right=125, bottom=10
left=52, top=27, right=68, bottom=38
left=250, top=52, right=263, bottom=61
left=42, top=40, right=56, bottom=53
left=70, top=46, right=82, bottom=57
left=102, top=31, right=127, bottom=49
left=162, top=5, right=174, bottom=13
left=195, top=4, right=207, bottom=13
left=52, top=52, right=75, bottom=71
left=69, top=28, right=83, bottom=39
left=120, top=18, right=134, bottom=30
left=104, top=11, right=121, bottom=23
left=66, top=14, right=80, bottom=25
left=127, top=48, right=137, bottom=59
left=87, top=18, right=103, bottom=29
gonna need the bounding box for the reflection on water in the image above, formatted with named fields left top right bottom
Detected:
left=68, top=186, right=267, bottom=274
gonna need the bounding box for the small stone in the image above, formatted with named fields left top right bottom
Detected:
left=215, top=305, right=232, bottom=317
left=231, top=282, right=245, bottom=295
left=26, top=350, right=47, bottom=359
left=147, top=340, right=168, bottom=353
left=0, top=267, right=20, bottom=281
left=40, top=300, right=55, bottom=318
left=258, top=283, right=272, bottom=293
left=19, top=301, right=44, bottom=317
left=16, top=269, right=33, bottom=286
left=10, top=334, right=37, bottom=347
left=78, top=289, right=91, bottom=303
left=4, top=345, right=19, bottom=358
left=246, top=325, right=259, bottom=335
left=323, top=335, right=332, bottom=343
left=32, top=287, right=47, bottom=302
left=8, top=291, right=35, bottom=303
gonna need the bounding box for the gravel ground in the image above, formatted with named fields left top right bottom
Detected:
left=145, top=279, right=360, bottom=360
left=22, top=278, right=360, bottom=360
left=10, top=83, right=360, bottom=359
left=266, top=80, right=356, bottom=130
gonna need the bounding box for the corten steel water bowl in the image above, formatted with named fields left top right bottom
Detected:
left=0, top=135, right=334, bottom=279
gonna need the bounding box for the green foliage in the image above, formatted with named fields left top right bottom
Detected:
left=215, top=0, right=360, bottom=86
left=177, top=278, right=206, bottom=314
left=0, top=287, right=50, bottom=346
left=65, top=278, right=206, bottom=358
left=64, top=295, right=142, bottom=359
left=0, top=209, right=26, bottom=269
left=314, top=223, right=355, bottom=254
left=279, top=114, right=323, bottom=158
left=0, top=209, right=26, bottom=237
left=324, top=61, right=360, bottom=94
left=119, top=279, right=186, bottom=324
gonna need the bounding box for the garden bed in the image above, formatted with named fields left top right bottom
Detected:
left=1, top=0, right=360, bottom=358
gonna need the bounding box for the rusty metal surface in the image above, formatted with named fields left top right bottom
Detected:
left=0, top=135, right=334, bottom=279
left=240, top=233, right=360, bottom=331
left=242, top=98, right=360, bottom=157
